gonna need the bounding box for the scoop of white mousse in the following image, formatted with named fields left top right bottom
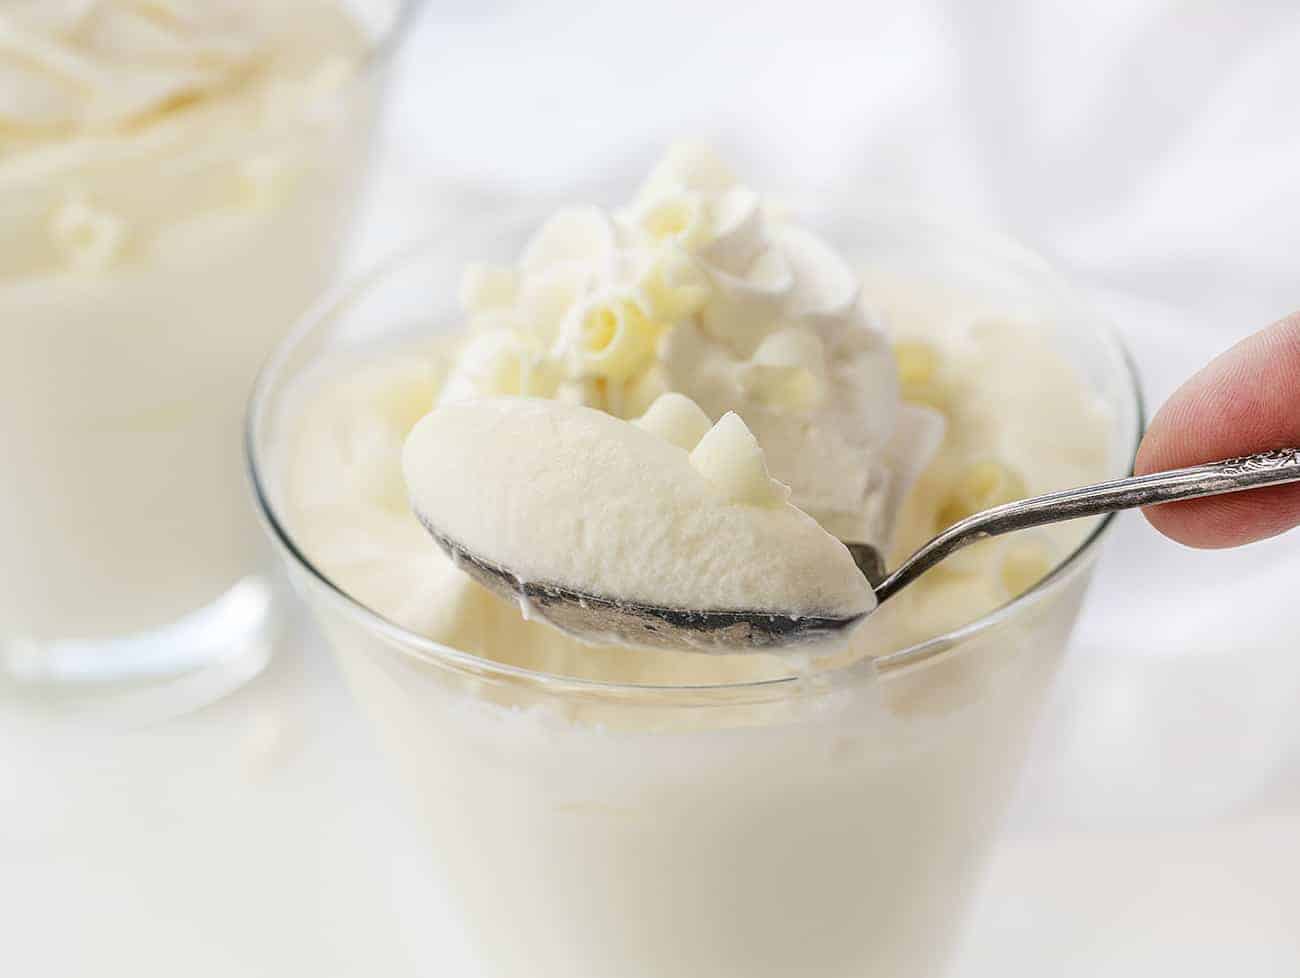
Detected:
left=402, top=394, right=875, bottom=621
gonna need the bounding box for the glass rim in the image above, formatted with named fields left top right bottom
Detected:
left=245, top=212, right=1147, bottom=697
left=362, top=0, right=427, bottom=74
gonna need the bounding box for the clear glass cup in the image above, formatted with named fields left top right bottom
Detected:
left=247, top=211, right=1142, bottom=978
left=0, top=1, right=424, bottom=716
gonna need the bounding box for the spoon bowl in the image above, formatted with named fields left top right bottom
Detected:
left=418, top=518, right=868, bottom=653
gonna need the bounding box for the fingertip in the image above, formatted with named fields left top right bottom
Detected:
left=1141, top=486, right=1300, bottom=549
left=1133, top=313, right=1300, bottom=549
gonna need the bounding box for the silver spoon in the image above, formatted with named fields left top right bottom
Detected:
left=417, top=447, right=1300, bottom=653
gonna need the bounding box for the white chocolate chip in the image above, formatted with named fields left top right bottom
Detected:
left=689, top=411, right=790, bottom=507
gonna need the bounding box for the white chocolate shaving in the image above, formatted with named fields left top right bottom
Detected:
left=689, top=412, right=791, bottom=508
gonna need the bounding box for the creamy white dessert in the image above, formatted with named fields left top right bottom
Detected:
left=0, top=0, right=392, bottom=680
left=266, top=147, right=1123, bottom=977
left=405, top=395, right=874, bottom=627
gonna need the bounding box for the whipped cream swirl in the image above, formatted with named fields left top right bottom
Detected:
left=444, top=144, right=943, bottom=549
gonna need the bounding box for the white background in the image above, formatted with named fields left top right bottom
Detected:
left=5, top=2, right=1300, bottom=974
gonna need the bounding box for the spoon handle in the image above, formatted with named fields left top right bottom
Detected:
left=875, top=447, right=1300, bottom=603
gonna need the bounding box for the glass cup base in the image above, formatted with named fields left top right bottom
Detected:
left=1, top=575, right=277, bottom=726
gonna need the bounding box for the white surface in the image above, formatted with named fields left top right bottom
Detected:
left=5, top=2, right=1300, bottom=975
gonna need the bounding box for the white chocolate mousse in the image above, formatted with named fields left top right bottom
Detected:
left=403, top=396, right=874, bottom=619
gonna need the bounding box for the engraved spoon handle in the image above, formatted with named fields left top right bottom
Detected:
left=874, top=448, right=1300, bottom=604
